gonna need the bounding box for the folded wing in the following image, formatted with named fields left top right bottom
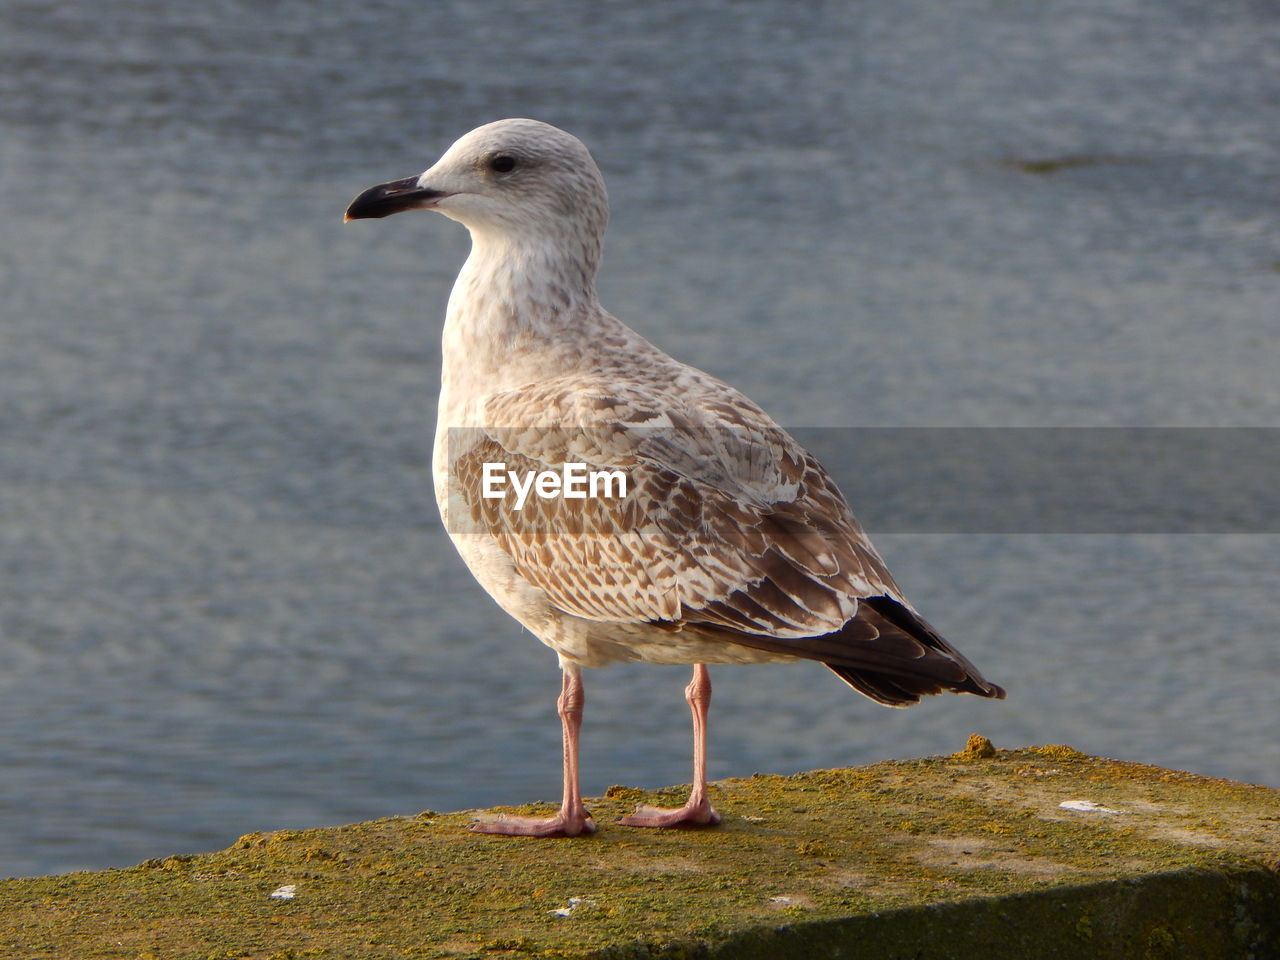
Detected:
left=446, top=374, right=1004, bottom=706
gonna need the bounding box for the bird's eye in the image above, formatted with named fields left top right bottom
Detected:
left=489, top=154, right=518, bottom=174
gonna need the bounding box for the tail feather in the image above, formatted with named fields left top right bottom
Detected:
left=695, top=594, right=1006, bottom=707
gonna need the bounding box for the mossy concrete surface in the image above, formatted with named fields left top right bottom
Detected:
left=3, top=741, right=1279, bottom=959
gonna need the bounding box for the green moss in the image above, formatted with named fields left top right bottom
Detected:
left=3, top=745, right=1279, bottom=959
left=1144, top=926, right=1177, bottom=959
left=1075, top=908, right=1095, bottom=941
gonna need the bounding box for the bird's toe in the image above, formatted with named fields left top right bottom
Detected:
left=469, top=810, right=596, bottom=838
left=618, top=801, right=720, bottom=828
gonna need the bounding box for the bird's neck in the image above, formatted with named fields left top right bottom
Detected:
left=441, top=227, right=604, bottom=389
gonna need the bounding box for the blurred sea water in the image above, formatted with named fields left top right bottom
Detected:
left=0, top=0, right=1277, bottom=877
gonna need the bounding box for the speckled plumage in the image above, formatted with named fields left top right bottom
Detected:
left=346, top=119, right=1003, bottom=834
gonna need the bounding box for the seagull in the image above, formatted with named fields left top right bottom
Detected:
left=345, top=119, right=1005, bottom=837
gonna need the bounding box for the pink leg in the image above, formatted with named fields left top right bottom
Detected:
left=470, top=666, right=595, bottom=837
left=619, top=664, right=721, bottom=828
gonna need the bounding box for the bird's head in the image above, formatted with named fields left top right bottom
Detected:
left=345, top=118, right=609, bottom=245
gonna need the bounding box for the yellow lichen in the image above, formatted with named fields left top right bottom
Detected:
left=1033, top=744, right=1088, bottom=762
left=951, top=733, right=997, bottom=760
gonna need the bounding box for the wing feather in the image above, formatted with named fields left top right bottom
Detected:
left=448, top=377, right=894, bottom=634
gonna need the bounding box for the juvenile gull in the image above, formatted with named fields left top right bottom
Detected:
left=345, top=119, right=1005, bottom=837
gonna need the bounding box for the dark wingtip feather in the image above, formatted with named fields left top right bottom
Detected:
left=695, top=593, right=1005, bottom=707
left=855, top=596, right=1006, bottom=701
left=825, top=664, right=924, bottom=707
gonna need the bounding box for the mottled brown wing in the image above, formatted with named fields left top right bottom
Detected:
left=446, top=377, right=904, bottom=637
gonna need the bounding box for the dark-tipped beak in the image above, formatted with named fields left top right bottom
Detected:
left=344, top=176, right=447, bottom=222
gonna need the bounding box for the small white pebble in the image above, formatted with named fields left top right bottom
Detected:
left=269, top=884, right=297, bottom=900
left=1060, top=800, right=1122, bottom=815
left=550, top=897, right=596, bottom=917
left=769, top=896, right=793, bottom=904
